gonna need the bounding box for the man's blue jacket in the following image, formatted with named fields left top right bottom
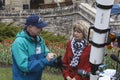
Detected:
left=11, top=30, right=54, bottom=80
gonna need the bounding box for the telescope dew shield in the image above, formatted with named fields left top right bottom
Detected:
left=89, top=0, right=114, bottom=65
left=89, top=0, right=114, bottom=80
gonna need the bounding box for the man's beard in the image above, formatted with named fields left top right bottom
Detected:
left=26, top=29, right=38, bottom=38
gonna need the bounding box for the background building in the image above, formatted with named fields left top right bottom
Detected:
left=3, top=0, right=69, bottom=10
left=1, top=0, right=120, bottom=11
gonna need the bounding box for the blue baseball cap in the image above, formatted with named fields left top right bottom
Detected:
left=25, top=14, right=48, bottom=28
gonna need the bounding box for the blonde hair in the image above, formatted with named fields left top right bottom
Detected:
left=70, top=20, right=90, bottom=40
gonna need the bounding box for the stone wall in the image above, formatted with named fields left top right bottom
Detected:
left=43, top=13, right=90, bottom=38
left=4, top=0, right=30, bottom=10
left=4, top=0, right=120, bottom=11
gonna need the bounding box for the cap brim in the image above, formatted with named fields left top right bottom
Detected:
left=36, top=22, right=48, bottom=28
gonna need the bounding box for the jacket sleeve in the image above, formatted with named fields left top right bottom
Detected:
left=62, top=41, right=71, bottom=78
left=27, top=40, right=56, bottom=72
left=12, top=38, right=49, bottom=72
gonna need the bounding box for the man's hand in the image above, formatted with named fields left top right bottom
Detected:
left=46, top=53, right=56, bottom=61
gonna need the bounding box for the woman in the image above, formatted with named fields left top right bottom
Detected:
left=62, top=20, right=91, bottom=80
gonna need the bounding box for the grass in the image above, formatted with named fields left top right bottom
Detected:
left=42, top=71, right=64, bottom=80
left=0, top=67, right=12, bottom=80
left=0, top=67, right=64, bottom=80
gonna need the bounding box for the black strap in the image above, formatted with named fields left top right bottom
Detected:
left=89, top=26, right=110, bottom=34
left=96, top=2, right=113, bottom=9
left=88, top=26, right=110, bottom=48
left=89, top=40, right=110, bottom=48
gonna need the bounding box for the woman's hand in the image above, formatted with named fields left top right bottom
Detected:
left=72, top=77, right=76, bottom=80
left=66, top=76, right=72, bottom=80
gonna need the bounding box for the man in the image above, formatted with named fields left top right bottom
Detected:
left=11, top=14, right=56, bottom=80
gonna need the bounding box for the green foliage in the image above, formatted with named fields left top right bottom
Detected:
left=0, top=23, right=67, bottom=44
left=0, top=41, right=12, bottom=65
left=40, top=31, right=67, bottom=45
left=0, top=22, right=20, bottom=42
left=104, top=47, right=120, bottom=70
